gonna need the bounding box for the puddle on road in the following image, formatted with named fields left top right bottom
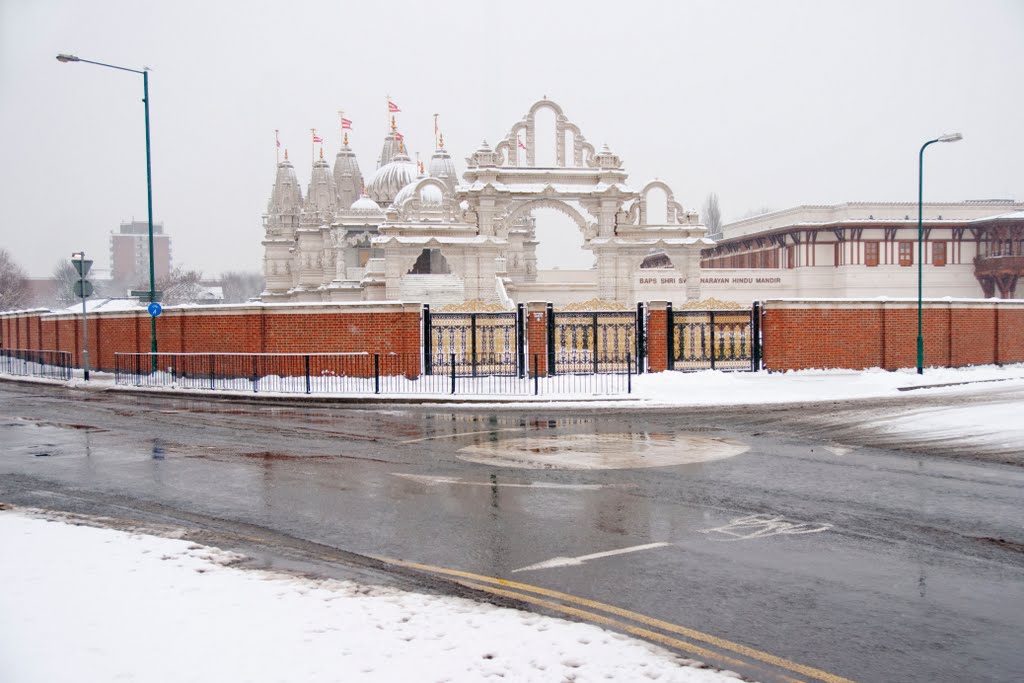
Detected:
left=457, top=432, right=748, bottom=470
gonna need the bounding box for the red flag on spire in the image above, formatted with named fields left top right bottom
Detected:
left=394, top=131, right=404, bottom=141
left=312, top=132, right=324, bottom=143
left=340, top=117, right=353, bottom=130
left=388, top=100, right=401, bottom=113
left=517, top=135, right=527, bottom=150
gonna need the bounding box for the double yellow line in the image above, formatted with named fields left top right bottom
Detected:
left=376, top=557, right=855, bottom=683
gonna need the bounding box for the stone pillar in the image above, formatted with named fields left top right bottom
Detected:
left=526, top=301, right=549, bottom=376
left=647, top=300, right=669, bottom=373
left=476, top=196, right=496, bottom=236
left=598, top=200, right=617, bottom=238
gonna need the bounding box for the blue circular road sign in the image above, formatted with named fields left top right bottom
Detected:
left=148, top=302, right=163, bottom=317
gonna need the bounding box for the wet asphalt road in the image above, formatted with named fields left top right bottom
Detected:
left=1, top=381, right=1022, bottom=683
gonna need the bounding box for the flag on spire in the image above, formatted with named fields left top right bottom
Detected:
left=275, top=129, right=281, bottom=148
left=388, top=100, right=401, bottom=113
left=517, top=135, right=527, bottom=150
left=394, top=131, right=404, bottom=141
left=312, top=131, right=324, bottom=143
left=341, top=117, right=353, bottom=130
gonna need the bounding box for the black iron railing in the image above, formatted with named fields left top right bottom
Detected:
left=114, top=351, right=633, bottom=397
left=0, top=348, right=73, bottom=380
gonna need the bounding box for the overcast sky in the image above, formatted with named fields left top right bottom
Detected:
left=2, top=0, right=1022, bottom=277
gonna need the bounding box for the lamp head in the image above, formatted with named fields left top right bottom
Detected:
left=56, top=54, right=80, bottom=63
left=937, top=132, right=963, bottom=143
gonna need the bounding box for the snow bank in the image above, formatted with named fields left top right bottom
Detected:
left=0, top=510, right=737, bottom=683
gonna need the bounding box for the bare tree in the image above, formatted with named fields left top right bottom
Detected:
left=0, top=249, right=30, bottom=311
left=51, top=258, right=80, bottom=308
left=220, top=270, right=265, bottom=304
left=703, top=192, right=723, bottom=239
left=152, top=267, right=206, bottom=305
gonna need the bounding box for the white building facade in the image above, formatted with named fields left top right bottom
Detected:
left=261, top=99, right=710, bottom=308
left=261, top=100, right=1024, bottom=309
left=700, top=203, right=1024, bottom=304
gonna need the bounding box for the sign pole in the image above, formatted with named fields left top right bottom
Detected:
left=72, top=251, right=91, bottom=381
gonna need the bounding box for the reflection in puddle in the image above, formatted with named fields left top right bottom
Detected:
left=457, top=432, right=748, bottom=470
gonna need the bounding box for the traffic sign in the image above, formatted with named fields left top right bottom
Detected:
left=148, top=302, right=163, bottom=317
left=73, top=280, right=94, bottom=298
left=72, top=258, right=93, bottom=278
left=130, top=290, right=163, bottom=302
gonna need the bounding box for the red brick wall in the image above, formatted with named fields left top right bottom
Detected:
left=647, top=303, right=669, bottom=372
left=997, top=309, right=1024, bottom=364
left=761, top=301, right=1024, bottom=371
left=1, top=304, right=423, bottom=374
left=950, top=309, right=995, bottom=367
left=7, top=300, right=1023, bottom=376
left=526, top=302, right=549, bottom=376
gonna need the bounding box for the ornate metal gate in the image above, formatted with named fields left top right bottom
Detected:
left=423, top=303, right=524, bottom=377
left=667, top=302, right=761, bottom=371
left=548, top=302, right=643, bottom=374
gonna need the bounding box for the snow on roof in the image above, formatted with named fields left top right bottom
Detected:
left=52, top=298, right=143, bottom=314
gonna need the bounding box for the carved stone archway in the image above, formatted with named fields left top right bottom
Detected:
left=499, top=198, right=596, bottom=240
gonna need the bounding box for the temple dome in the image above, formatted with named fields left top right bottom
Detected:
left=393, top=180, right=444, bottom=207
left=429, top=137, right=458, bottom=191
left=350, top=194, right=383, bottom=215
left=366, top=152, right=416, bottom=205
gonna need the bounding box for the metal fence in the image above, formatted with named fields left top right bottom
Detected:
left=114, top=351, right=633, bottom=397
left=0, top=348, right=73, bottom=380
left=666, top=303, right=762, bottom=371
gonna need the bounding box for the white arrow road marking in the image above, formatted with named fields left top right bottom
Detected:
left=511, top=542, right=670, bottom=573
left=392, top=473, right=604, bottom=490
left=823, top=444, right=855, bottom=456
left=700, top=514, right=832, bottom=541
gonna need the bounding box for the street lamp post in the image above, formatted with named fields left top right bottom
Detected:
left=916, top=132, right=962, bottom=375
left=56, top=53, right=158, bottom=355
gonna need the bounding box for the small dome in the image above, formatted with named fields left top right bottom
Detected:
left=366, top=152, right=417, bottom=205
left=393, top=180, right=444, bottom=207
left=429, top=147, right=458, bottom=191
left=350, top=194, right=383, bottom=214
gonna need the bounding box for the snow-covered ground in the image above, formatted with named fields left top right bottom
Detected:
left=632, top=363, right=1024, bottom=406
left=8, top=361, right=1024, bottom=407
left=0, top=509, right=738, bottom=683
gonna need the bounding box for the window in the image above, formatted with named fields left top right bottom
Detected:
left=932, top=241, right=946, bottom=267
left=899, top=241, right=914, bottom=267
left=786, top=245, right=795, bottom=269
left=864, top=241, right=880, bottom=267
left=834, top=242, right=840, bottom=267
